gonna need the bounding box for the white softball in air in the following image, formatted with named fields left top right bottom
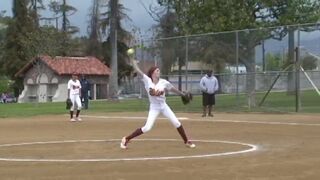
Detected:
left=127, top=48, right=135, bottom=55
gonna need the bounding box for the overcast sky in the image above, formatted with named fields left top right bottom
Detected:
left=0, top=0, right=159, bottom=38
left=2, top=0, right=319, bottom=42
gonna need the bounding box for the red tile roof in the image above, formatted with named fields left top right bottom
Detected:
left=16, top=56, right=111, bottom=77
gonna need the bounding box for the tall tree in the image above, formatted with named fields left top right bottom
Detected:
left=301, top=55, right=317, bottom=70
left=49, top=0, right=78, bottom=56
left=109, top=0, right=119, bottom=99
left=29, top=0, right=44, bottom=28
left=2, top=0, right=37, bottom=96
left=271, top=0, right=320, bottom=93
left=157, top=0, right=272, bottom=107
left=28, top=0, right=67, bottom=57
left=157, top=8, right=180, bottom=77
left=145, top=3, right=184, bottom=78
left=157, top=0, right=320, bottom=108
left=100, top=0, right=133, bottom=98
left=86, top=0, right=102, bottom=58
left=0, top=12, right=11, bottom=75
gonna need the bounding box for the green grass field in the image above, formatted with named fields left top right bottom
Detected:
left=0, top=90, right=319, bottom=118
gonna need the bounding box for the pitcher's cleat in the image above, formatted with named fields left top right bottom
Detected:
left=185, top=141, right=196, bottom=148
left=120, top=137, right=128, bottom=149
left=70, top=118, right=76, bottom=122
left=76, top=117, right=82, bottom=121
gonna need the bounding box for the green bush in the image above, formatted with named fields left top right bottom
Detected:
left=0, top=76, right=13, bottom=93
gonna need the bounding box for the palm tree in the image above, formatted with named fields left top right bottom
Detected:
left=100, top=0, right=133, bottom=99
left=87, top=0, right=102, bottom=58
left=49, top=0, right=78, bottom=56
left=29, top=0, right=45, bottom=28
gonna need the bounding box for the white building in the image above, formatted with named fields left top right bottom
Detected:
left=15, top=56, right=111, bottom=103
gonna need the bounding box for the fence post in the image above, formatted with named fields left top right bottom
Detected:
left=295, top=28, right=301, bottom=112
left=178, top=57, right=182, bottom=91
left=185, top=36, right=189, bottom=91
left=235, top=31, right=240, bottom=106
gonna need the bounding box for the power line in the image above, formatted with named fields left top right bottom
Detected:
left=150, top=22, right=320, bottom=41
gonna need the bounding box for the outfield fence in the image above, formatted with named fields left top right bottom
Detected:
left=122, top=23, right=320, bottom=112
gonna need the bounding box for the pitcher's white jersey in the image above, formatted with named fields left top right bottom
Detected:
left=68, top=79, right=81, bottom=96
left=140, top=74, right=181, bottom=132
left=142, top=74, right=173, bottom=104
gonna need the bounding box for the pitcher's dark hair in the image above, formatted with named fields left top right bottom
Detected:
left=147, top=66, right=159, bottom=80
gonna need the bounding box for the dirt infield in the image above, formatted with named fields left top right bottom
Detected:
left=0, top=112, right=319, bottom=180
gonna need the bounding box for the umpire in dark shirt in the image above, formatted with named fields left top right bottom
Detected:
left=80, top=75, right=91, bottom=109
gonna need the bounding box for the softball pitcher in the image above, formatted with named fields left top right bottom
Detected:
left=67, top=73, right=82, bottom=122
left=120, top=59, right=195, bottom=149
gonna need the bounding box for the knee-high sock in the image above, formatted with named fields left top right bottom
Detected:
left=70, top=111, right=74, bottom=118
left=76, top=110, right=80, bottom=117
left=177, top=125, right=188, bottom=143
left=126, top=128, right=143, bottom=142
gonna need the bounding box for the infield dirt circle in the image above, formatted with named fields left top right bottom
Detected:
left=0, top=112, right=319, bottom=180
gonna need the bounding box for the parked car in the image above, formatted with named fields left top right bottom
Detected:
left=6, top=94, right=16, bottom=103
left=0, top=93, right=16, bottom=103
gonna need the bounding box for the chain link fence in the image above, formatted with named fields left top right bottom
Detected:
left=121, top=23, right=320, bottom=113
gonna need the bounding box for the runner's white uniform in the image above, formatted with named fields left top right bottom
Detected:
left=67, top=79, right=82, bottom=111
left=141, top=74, right=181, bottom=133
